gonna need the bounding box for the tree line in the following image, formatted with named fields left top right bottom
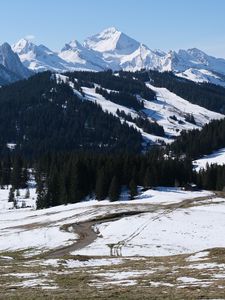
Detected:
left=35, top=151, right=193, bottom=209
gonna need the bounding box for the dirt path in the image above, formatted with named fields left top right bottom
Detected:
left=43, top=193, right=220, bottom=259
left=44, top=221, right=96, bottom=258
left=44, top=210, right=151, bottom=259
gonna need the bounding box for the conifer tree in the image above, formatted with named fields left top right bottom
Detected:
left=144, top=168, right=152, bottom=188
left=25, top=188, right=30, bottom=199
left=8, top=187, right=15, bottom=203
left=21, top=168, right=29, bottom=188
left=95, top=168, right=108, bottom=200
left=16, top=189, right=20, bottom=197
left=36, top=173, right=47, bottom=209
left=129, top=179, right=137, bottom=200
left=108, top=176, right=120, bottom=202
left=13, top=197, right=18, bottom=209
left=11, top=157, right=23, bottom=190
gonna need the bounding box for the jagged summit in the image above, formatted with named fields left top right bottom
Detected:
left=0, top=42, right=31, bottom=84
left=12, top=38, right=72, bottom=72
left=61, top=40, right=83, bottom=52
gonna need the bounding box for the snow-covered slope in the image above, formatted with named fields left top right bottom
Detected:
left=161, top=48, right=225, bottom=86
left=193, top=148, right=225, bottom=171
left=0, top=42, right=31, bottom=84
left=0, top=185, right=213, bottom=255
left=11, top=28, right=225, bottom=87
left=75, top=193, right=224, bottom=257
left=59, top=40, right=108, bottom=71
left=176, top=68, right=225, bottom=87
left=183, top=48, right=225, bottom=75
left=144, top=83, right=224, bottom=137
left=59, top=73, right=223, bottom=143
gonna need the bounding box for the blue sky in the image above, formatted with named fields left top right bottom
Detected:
left=1, top=0, right=225, bottom=57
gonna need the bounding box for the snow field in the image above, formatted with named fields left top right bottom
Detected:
left=73, top=198, right=225, bottom=257
left=0, top=187, right=213, bottom=255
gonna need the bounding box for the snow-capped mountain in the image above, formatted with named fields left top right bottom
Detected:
left=0, top=42, right=31, bottom=85
left=119, top=44, right=165, bottom=71
left=84, top=27, right=140, bottom=54
left=83, top=27, right=163, bottom=71
left=12, top=38, right=72, bottom=72
left=160, top=48, right=225, bottom=86
left=59, top=40, right=108, bottom=71
left=9, top=27, right=225, bottom=87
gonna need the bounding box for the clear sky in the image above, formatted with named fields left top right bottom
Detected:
left=1, top=0, right=225, bottom=58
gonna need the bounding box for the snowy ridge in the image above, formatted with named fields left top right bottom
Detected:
left=59, top=40, right=108, bottom=71
left=10, top=27, right=225, bottom=87
left=12, top=39, right=72, bottom=72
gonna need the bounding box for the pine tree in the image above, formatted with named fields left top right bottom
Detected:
left=13, top=197, right=18, bottom=209
left=21, top=168, right=29, bottom=188
left=11, top=157, right=23, bottom=190
left=46, top=169, right=61, bottom=207
left=129, top=179, right=137, bottom=200
left=25, top=188, right=30, bottom=199
left=108, top=176, right=120, bottom=202
left=36, top=172, right=47, bottom=209
left=8, top=187, right=15, bottom=203
left=144, top=168, right=152, bottom=188
left=95, top=168, right=108, bottom=200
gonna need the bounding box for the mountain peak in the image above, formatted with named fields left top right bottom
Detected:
left=100, top=26, right=120, bottom=35
left=0, top=42, right=31, bottom=79
left=12, top=38, right=36, bottom=55
left=1, top=42, right=12, bottom=51
left=5, top=29, right=225, bottom=87
left=61, top=40, right=83, bottom=52
left=187, top=47, right=206, bottom=54
left=84, top=27, right=140, bottom=54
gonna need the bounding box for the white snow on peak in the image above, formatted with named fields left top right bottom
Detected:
left=84, top=27, right=140, bottom=54
left=173, top=48, right=225, bottom=76
left=119, top=44, right=163, bottom=71
left=59, top=39, right=108, bottom=71
left=9, top=28, right=225, bottom=87
left=12, top=38, right=71, bottom=72
left=176, top=68, right=225, bottom=87
left=61, top=40, right=83, bottom=52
